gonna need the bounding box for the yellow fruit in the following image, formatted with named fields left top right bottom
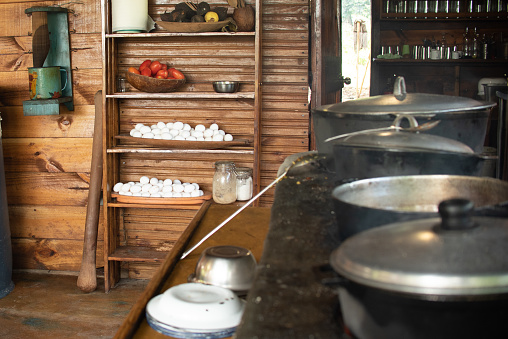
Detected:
left=204, top=11, right=219, bottom=22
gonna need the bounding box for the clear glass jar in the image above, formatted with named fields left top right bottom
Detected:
left=213, top=161, right=237, bottom=204
left=235, top=167, right=253, bottom=201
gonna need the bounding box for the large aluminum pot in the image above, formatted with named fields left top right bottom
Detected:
left=332, top=175, right=508, bottom=241
left=329, top=199, right=508, bottom=339
left=328, top=115, right=489, bottom=180
left=313, top=77, right=496, bottom=154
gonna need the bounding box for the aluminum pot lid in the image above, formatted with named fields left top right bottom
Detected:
left=330, top=199, right=508, bottom=296
left=329, top=115, right=474, bottom=154
left=316, top=77, right=495, bottom=116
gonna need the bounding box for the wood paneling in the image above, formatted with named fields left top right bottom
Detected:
left=1, top=0, right=312, bottom=276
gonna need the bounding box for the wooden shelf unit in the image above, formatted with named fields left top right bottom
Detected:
left=101, top=0, right=262, bottom=291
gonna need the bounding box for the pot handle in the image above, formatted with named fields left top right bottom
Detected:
left=314, top=264, right=349, bottom=288
left=393, top=76, right=407, bottom=101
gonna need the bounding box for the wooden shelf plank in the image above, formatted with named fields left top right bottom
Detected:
left=108, top=246, right=168, bottom=262
left=106, top=92, right=255, bottom=99
left=106, top=31, right=255, bottom=38
left=106, top=148, right=254, bottom=154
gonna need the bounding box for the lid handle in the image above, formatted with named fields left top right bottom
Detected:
left=438, top=199, right=477, bottom=231
left=393, top=76, right=407, bottom=101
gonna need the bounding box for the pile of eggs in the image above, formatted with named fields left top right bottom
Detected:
left=130, top=121, right=234, bottom=142
left=113, top=176, right=204, bottom=198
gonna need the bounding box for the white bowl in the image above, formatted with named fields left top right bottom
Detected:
left=146, top=283, right=245, bottom=331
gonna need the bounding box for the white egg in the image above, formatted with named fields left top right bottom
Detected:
left=161, top=133, right=173, bottom=140
left=203, top=129, right=214, bottom=137
left=154, top=134, right=162, bottom=139
left=172, top=192, right=183, bottom=198
left=182, top=192, right=191, bottom=197
left=183, top=123, right=192, bottom=131
left=132, top=131, right=142, bottom=138
left=218, top=130, right=225, bottom=135
left=129, top=129, right=137, bottom=136
left=157, top=121, right=166, bottom=129
left=196, top=137, right=205, bottom=141
left=173, top=184, right=184, bottom=193
left=127, top=181, right=135, bottom=185
left=140, top=176, right=150, bottom=184
left=121, top=183, right=132, bottom=192
left=142, top=183, right=152, bottom=192
left=173, top=179, right=182, bottom=184
left=197, top=189, right=204, bottom=196
left=157, top=183, right=164, bottom=189
left=150, top=192, right=162, bottom=198
left=224, top=134, right=233, bottom=141
left=192, top=183, right=200, bottom=190
left=195, top=124, right=206, bottom=132
left=152, top=128, right=162, bottom=135
left=162, top=185, right=173, bottom=193
left=212, top=134, right=224, bottom=141
left=170, top=129, right=180, bottom=136
left=140, top=126, right=151, bottom=134
left=190, top=190, right=201, bottom=197
left=186, top=136, right=197, bottom=141
left=130, top=185, right=142, bottom=193
left=193, top=131, right=204, bottom=138
left=162, top=192, right=173, bottom=198
left=163, top=179, right=173, bottom=186
left=150, top=177, right=159, bottom=185
left=113, top=182, right=124, bottom=192
left=135, top=123, right=145, bottom=130
left=173, top=121, right=184, bottom=130
left=213, top=129, right=220, bottom=135
left=149, top=186, right=160, bottom=194
left=166, top=122, right=174, bottom=129
left=132, top=192, right=142, bottom=197
left=142, top=132, right=154, bottom=139
left=204, top=136, right=213, bottom=141
left=180, top=130, right=191, bottom=138
left=161, top=127, right=170, bottom=133
left=151, top=124, right=158, bottom=130
left=184, top=184, right=196, bottom=193
left=210, top=123, right=219, bottom=130
left=141, top=192, right=150, bottom=197
left=174, top=135, right=185, bottom=140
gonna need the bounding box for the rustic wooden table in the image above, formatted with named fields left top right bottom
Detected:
left=114, top=202, right=272, bottom=339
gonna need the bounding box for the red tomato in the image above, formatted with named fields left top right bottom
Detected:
left=156, top=75, right=166, bottom=79
left=156, top=69, right=169, bottom=79
left=139, top=59, right=152, bottom=72
left=169, top=68, right=185, bottom=80
left=141, top=67, right=152, bottom=77
left=150, top=61, right=162, bottom=75
left=127, top=67, right=140, bottom=75
left=161, top=64, right=168, bottom=70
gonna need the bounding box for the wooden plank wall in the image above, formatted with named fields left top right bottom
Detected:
left=0, top=0, right=311, bottom=275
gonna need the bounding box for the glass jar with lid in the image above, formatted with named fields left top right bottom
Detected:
left=235, top=167, right=253, bottom=201
left=213, top=161, right=237, bottom=204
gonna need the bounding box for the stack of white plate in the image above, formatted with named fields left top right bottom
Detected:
left=146, top=283, right=245, bottom=338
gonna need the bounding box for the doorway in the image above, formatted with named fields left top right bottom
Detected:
left=341, top=0, right=371, bottom=101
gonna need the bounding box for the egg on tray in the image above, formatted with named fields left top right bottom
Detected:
left=113, top=176, right=204, bottom=198
left=130, top=121, right=234, bottom=142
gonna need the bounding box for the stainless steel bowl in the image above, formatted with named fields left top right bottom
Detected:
left=213, top=81, right=240, bottom=93
left=188, top=245, right=257, bottom=293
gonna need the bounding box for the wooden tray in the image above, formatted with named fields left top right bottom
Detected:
left=156, top=19, right=232, bottom=33
left=115, top=134, right=250, bottom=149
left=112, top=192, right=212, bottom=205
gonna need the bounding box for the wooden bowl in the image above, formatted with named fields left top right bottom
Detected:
left=125, top=72, right=186, bottom=93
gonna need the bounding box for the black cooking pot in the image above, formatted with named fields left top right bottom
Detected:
left=327, top=115, right=489, bottom=180
left=313, top=76, right=495, bottom=154
left=332, top=175, right=508, bottom=241
left=329, top=199, right=508, bottom=339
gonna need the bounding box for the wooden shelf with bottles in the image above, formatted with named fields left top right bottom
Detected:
left=101, top=0, right=262, bottom=291
left=371, top=0, right=508, bottom=96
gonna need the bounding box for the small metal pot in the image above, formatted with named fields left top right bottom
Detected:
left=327, top=115, right=489, bottom=180
left=332, top=175, right=508, bottom=241
left=329, top=199, right=508, bottom=339
left=313, top=76, right=495, bottom=154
